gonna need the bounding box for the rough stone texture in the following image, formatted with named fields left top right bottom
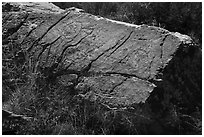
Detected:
left=2, top=2, right=201, bottom=109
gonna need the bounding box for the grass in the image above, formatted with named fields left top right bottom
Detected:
left=2, top=38, right=202, bottom=135
left=3, top=80, right=201, bottom=135
left=3, top=80, right=152, bottom=135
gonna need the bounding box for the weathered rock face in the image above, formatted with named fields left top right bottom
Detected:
left=2, top=2, right=201, bottom=109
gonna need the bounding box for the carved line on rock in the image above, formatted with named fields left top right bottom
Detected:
left=105, top=31, right=133, bottom=58
left=78, top=31, right=134, bottom=75
left=27, top=11, right=71, bottom=52
left=20, top=20, right=45, bottom=46
left=147, top=55, right=156, bottom=79
left=109, top=78, right=128, bottom=94
left=37, top=36, right=62, bottom=60
left=37, top=28, right=95, bottom=79
left=54, top=29, right=95, bottom=68
left=160, top=34, right=170, bottom=68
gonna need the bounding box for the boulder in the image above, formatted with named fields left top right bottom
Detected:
left=2, top=2, right=201, bottom=110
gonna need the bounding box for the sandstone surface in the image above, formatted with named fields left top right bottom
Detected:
left=2, top=2, right=201, bottom=109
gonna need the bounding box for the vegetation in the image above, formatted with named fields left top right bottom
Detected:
left=2, top=2, right=202, bottom=135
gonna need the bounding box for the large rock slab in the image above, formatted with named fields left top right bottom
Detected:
left=2, top=2, right=201, bottom=109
